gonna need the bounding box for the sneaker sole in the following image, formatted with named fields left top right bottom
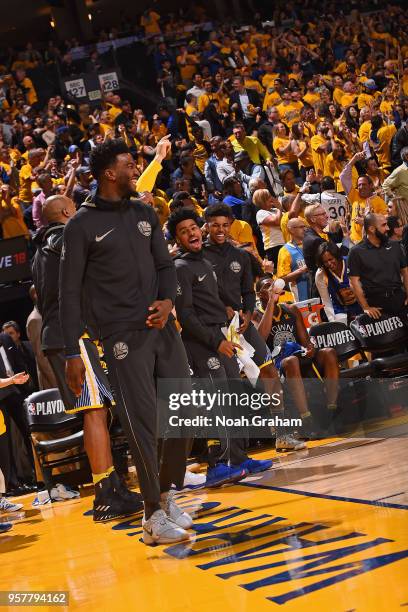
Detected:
left=142, top=529, right=192, bottom=545
left=93, top=504, right=144, bottom=523
left=247, top=464, right=273, bottom=473
left=206, top=469, right=248, bottom=488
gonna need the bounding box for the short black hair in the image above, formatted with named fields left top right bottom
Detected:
left=204, top=203, right=234, bottom=221
left=316, top=240, right=341, bottom=268
left=2, top=320, right=20, bottom=333
left=167, top=208, right=201, bottom=239
left=321, top=176, right=336, bottom=191
left=387, top=215, right=401, bottom=237
left=89, top=138, right=130, bottom=180
left=364, top=212, right=377, bottom=233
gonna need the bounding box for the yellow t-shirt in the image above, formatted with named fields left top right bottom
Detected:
left=177, top=54, right=199, bottom=82
left=18, top=163, right=35, bottom=202
left=1, top=196, right=30, bottom=239
left=261, top=73, right=280, bottom=90
left=296, top=140, right=313, bottom=168
left=0, top=409, right=5, bottom=436
left=340, top=93, right=357, bottom=108
left=349, top=189, right=387, bottom=243
left=276, top=102, right=303, bottom=127
left=273, top=136, right=297, bottom=165
left=277, top=245, right=292, bottom=278
left=192, top=143, right=209, bottom=174
left=231, top=136, right=270, bottom=164
left=358, top=120, right=371, bottom=143
left=230, top=219, right=255, bottom=247
left=141, top=11, right=161, bottom=34
left=376, top=124, right=397, bottom=168
left=379, top=100, right=394, bottom=116
left=310, top=134, right=329, bottom=174
left=357, top=93, right=375, bottom=110
left=333, top=87, right=344, bottom=106
left=263, top=89, right=282, bottom=111
left=303, top=91, right=321, bottom=107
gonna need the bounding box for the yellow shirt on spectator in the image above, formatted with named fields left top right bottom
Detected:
left=303, top=91, right=321, bottom=107
left=1, top=196, right=30, bottom=239
left=230, top=219, right=256, bottom=247
left=231, top=135, right=271, bottom=164
left=263, top=89, right=282, bottom=111
left=310, top=134, right=328, bottom=174
left=376, top=124, right=397, bottom=168
left=348, top=189, right=387, bottom=243
left=359, top=120, right=371, bottom=142
left=276, top=102, right=303, bottom=127
left=273, top=136, right=297, bottom=165
left=141, top=11, right=161, bottom=34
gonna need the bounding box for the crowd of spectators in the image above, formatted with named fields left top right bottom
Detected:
left=1, top=1, right=408, bottom=496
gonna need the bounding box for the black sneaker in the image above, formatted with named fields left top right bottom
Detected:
left=93, top=476, right=143, bottom=523
left=297, top=415, right=325, bottom=440
left=109, top=470, right=143, bottom=505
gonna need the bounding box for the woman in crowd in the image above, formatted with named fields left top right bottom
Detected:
left=315, top=241, right=362, bottom=323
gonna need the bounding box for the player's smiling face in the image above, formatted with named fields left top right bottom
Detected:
left=207, top=216, right=232, bottom=245
left=176, top=219, right=202, bottom=252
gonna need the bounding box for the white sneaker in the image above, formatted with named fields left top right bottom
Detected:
left=0, top=497, right=23, bottom=513
left=160, top=490, right=193, bottom=529
left=50, top=483, right=80, bottom=501
left=142, top=509, right=191, bottom=545
left=183, top=470, right=206, bottom=489
left=276, top=435, right=307, bottom=451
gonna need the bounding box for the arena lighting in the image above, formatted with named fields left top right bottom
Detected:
left=88, top=13, right=92, bottom=20
left=50, top=18, right=55, bottom=28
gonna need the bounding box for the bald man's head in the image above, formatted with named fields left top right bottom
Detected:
left=43, top=195, right=76, bottom=224
left=287, top=217, right=307, bottom=242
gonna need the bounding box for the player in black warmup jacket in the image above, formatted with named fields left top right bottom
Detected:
left=168, top=207, right=274, bottom=477
left=59, top=138, right=194, bottom=545
left=32, top=194, right=143, bottom=522
left=203, top=204, right=306, bottom=451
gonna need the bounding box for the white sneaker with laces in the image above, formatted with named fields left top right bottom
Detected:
left=276, top=435, right=307, bottom=451
left=142, top=509, right=191, bottom=545
left=160, top=490, right=193, bottom=529
left=183, top=470, right=206, bottom=489
left=0, top=497, right=23, bottom=513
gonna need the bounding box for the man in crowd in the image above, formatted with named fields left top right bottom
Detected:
left=348, top=214, right=408, bottom=319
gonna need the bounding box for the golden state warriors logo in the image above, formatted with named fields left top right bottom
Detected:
left=113, top=342, right=128, bottom=360
left=230, top=261, right=241, bottom=273
left=137, top=221, right=152, bottom=237
left=207, top=357, right=221, bottom=370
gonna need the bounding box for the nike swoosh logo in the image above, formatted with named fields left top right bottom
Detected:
left=385, top=246, right=392, bottom=250
left=198, top=274, right=207, bottom=282
left=95, top=228, right=115, bottom=242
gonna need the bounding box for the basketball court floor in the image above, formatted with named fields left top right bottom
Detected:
left=1, top=432, right=407, bottom=611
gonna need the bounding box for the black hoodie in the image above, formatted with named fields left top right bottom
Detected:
left=59, top=193, right=176, bottom=356
left=203, top=240, right=255, bottom=313
left=32, top=222, right=66, bottom=351
left=174, top=250, right=228, bottom=351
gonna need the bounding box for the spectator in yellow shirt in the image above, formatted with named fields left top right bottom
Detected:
left=340, top=151, right=387, bottom=243
left=358, top=106, right=372, bottom=142
left=277, top=90, right=303, bottom=127
left=141, top=10, right=161, bottom=35
left=273, top=122, right=298, bottom=174
left=231, top=122, right=272, bottom=165
left=370, top=115, right=396, bottom=171
left=310, top=121, right=332, bottom=174
left=0, top=185, right=29, bottom=239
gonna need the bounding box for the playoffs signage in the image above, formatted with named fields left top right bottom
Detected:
left=0, top=237, right=30, bottom=283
